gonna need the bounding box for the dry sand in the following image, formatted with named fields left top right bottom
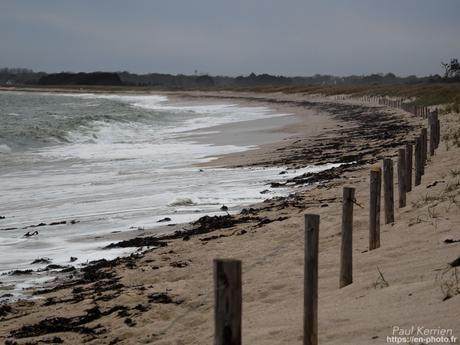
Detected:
left=0, top=91, right=459, bottom=345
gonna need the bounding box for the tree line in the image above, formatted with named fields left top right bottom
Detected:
left=0, top=63, right=458, bottom=89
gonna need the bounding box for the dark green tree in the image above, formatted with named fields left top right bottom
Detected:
left=441, top=58, right=460, bottom=78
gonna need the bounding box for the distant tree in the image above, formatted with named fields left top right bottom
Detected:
left=441, top=58, right=460, bottom=78
left=195, top=75, right=214, bottom=87
left=38, top=72, right=122, bottom=85
left=384, top=73, right=396, bottom=79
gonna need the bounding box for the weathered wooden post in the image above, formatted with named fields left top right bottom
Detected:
left=383, top=158, right=394, bottom=224
left=397, top=148, right=406, bottom=208
left=436, top=119, right=441, bottom=149
left=340, top=187, right=355, bottom=288
left=431, top=110, right=440, bottom=149
left=369, top=166, right=381, bottom=250
left=405, top=143, right=413, bottom=192
left=414, top=136, right=422, bottom=186
left=304, top=214, right=319, bottom=345
left=214, top=259, right=242, bottom=345
left=429, top=113, right=436, bottom=156
left=421, top=128, right=427, bottom=171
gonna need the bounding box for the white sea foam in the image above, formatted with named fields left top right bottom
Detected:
left=0, top=144, right=12, bottom=154
left=70, top=93, right=287, bottom=132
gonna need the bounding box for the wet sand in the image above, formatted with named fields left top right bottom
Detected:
left=1, top=91, right=459, bottom=345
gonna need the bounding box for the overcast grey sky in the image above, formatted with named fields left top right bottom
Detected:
left=1, top=1, right=459, bottom=76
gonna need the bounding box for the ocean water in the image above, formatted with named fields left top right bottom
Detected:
left=0, top=91, right=339, bottom=297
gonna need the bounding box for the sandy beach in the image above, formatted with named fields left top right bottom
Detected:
left=0, top=91, right=459, bottom=345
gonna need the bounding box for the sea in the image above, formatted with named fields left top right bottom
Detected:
left=0, top=91, right=339, bottom=298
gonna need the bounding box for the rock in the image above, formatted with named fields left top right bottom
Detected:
left=147, top=292, right=182, bottom=304
left=134, top=304, right=149, bottom=312
left=28, top=223, right=46, bottom=228
left=170, top=260, right=190, bottom=268
left=0, top=304, right=12, bottom=317
left=193, top=215, right=235, bottom=231
left=124, top=318, right=136, bottom=327
left=270, top=182, right=286, bottom=188
left=449, top=256, right=460, bottom=267
left=8, top=269, right=34, bottom=276
left=240, top=208, right=258, bottom=215
left=49, top=221, right=66, bottom=226
left=31, top=258, right=52, bottom=265
left=61, top=266, right=76, bottom=273
left=104, top=237, right=167, bottom=249
left=41, top=264, right=68, bottom=271
left=157, top=217, right=171, bottom=223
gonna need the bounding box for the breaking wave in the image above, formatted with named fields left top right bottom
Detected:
left=168, top=197, right=197, bottom=206
left=0, top=144, right=12, bottom=154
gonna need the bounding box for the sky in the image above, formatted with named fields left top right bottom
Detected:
left=0, top=1, right=459, bottom=77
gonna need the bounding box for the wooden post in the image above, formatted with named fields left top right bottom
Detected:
left=431, top=110, right=440, bottom=149
left=214, top=259, right=242, bottom=345
left=397, top=149, right=406, bottom=208
left=369, top=166, right=381, bottom=250
left=436, top=119, right=441, bottom=148
left=340, top=187, right=354, bottom=288
left=429, top=113, right=436, bottom=156
left=414, top=136, right=422, bottom=186
left=405, top=143, right=413, bottom=192
left=304, top=214, right=319, bottom=345
left=383, top=159, right=394, bottom=224
left=421, top=128, right=427, bottom=171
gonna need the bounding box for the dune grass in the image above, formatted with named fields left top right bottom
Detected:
left=227, top=82, right=460, bottom=111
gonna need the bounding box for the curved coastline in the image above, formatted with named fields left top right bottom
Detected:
left=3, top=90, right=458, bottom=345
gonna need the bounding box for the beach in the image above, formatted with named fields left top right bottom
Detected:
left=0, top=90, right=459, bottom=344
left=0, top=90, right=323, bottom=294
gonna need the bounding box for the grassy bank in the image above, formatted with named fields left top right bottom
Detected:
left=3, top=81, right=460, bottom=112
left=227, top=82, right=460, bottom=112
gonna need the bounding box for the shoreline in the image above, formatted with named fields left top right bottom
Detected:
left=0, top=89, right=342, bottom=299
left=0, top=89, right=419, bottom=278
left=2, top=90, right=458, bottom=345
